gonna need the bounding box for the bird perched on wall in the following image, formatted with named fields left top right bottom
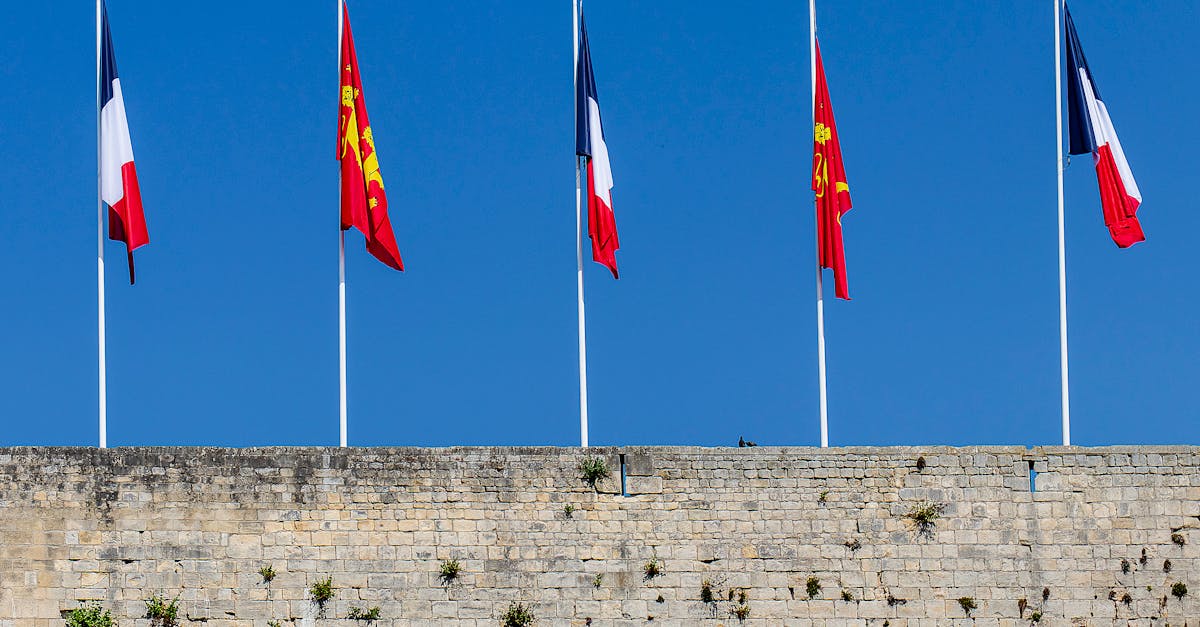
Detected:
left=738, top=437, right=757, bottom=447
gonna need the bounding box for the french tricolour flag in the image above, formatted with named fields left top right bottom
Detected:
left=100, top=1, right=149, bottom=283
left=575, top=9, right=620, bottom=278
left=1064, top=4, right=1144, bottom=248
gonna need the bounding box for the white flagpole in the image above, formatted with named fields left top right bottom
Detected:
left=573, top=0, right=590, bottom=448
left=809, top=0, right=828, bottom=448
left=1054, top=0, right=1071, bottom=446
left=96, top=0, right=108, bottom=449
left=338, top=0, right=349, bottom=448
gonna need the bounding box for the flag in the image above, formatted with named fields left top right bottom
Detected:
left=575, top=10, right=620, bottom=279
left=100, top=1, right=148, bottom=284
left=339, top=3, right=403, bottom=271
left=812, top=39, right=852, bottom=300
left=1065, top=4, right=1144, bottom=248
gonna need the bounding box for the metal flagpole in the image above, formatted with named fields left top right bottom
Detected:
left=810, top=0, right=828, bottom=448
left=573, top=0, right=590, bottom=448
left=338, top=0, right=349, bottom=448
left=1054, top=0, right=1071, bottom=446
left=96, top=0, right=108, bottom=449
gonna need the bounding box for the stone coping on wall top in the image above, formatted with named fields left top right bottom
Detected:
left=0, top=444, right=1195, bottom=456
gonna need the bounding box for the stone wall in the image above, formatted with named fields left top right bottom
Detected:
left=0, top=446, right=1198, bottom=626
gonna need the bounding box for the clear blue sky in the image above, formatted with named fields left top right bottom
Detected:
left=1, top=1, right=1196, bottom=448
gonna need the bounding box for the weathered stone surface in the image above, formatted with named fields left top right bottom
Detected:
left=0, top=446, right=1198, bottom=625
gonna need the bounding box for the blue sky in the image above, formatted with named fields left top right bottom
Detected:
left=0, top=1, right=1196, bottom=448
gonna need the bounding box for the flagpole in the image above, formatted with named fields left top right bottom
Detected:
left=96, top=0, right=108, bottom=450
left=338, top=0, right=349, bottom=448
left=809, top=0, right=829, bottom=448
left=573, top=0, right=590, bottom=448
left=1054, top=0, right=1071, bottom=446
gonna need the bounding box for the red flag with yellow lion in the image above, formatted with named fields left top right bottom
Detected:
left=339, top=3, right=403, bottom=271
left=812, top=39, right=851, bottom=300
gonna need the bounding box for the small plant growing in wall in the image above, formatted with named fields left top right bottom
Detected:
left=267, top=621, right=282, bottom=627
left=562, top=503, right=576, bottom=519
left=500, top=601, right=535, bottom=627
left=348, top=606, right=381, bottom=622
left=1171, top=582, right=1187, bottom=599
left=817, top=490, right=829, bottom=504
left=259, top=564, right=276, bottom=584
left=840, top=589, right=854, bottom=601
left=592, top=573, right=603, bottom=588
left=309, top=576, right=335, bottom=617
left=440, top=559, right=462, bottom=584
left=643, top=557, right=663, bottom=580
left=805, top=576, right=821, bottom=599
left=1172, top=532, right=1186, bottom=546
left=957, top=596, right=977, bottom=616
left=66, top=602, right=114, bottom=627
left=905, top=501, right=946, bottom=537
left=1030, top=610, right=1043, bottom=622
left=145, top=595, right=179, bottom=626
left=579, top=456, right=609, bottom=488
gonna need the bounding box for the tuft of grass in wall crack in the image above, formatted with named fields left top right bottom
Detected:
left=309, top=576, right=335, bottom=617
left=905, top=502, right=946, bottom=537
left=500, top=601, right=535, bottom=627
left=145, top=595, right=179, bottom=626
left=259, top=564, right=276, bottom=584
left=957, top=596, right=977, bottom=616
left=562, top=503, right=576, bottom=519
left=1171, top=582, right=1187, bottom=599
left=1030, top=609, right=1043, bottom=622
left=592, top=573, right=603, bottom=588
left=348, top=606, right=381, bottom=622
left=439, top=559, right=462, bottom=584
left=700, top=580, right=715, bottom=603
left=66, top=603, right=114, bottom=627
left=805, top=576, right=821, bottom=599
left=643, top=557, right=663, bottom=580
left=840, top=589, right=854, bottom=601
left=817, top=490, right=829, bottom=505
left=579, top=457, right=609, bottom=488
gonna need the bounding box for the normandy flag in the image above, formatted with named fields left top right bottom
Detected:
left=338, top=2, right=403, bottom=271
left=575, top=9, right=620, bottom=279
left=100, top=1, right=149, bottom=284
left=812, top=39, right=852, bottom=300
left=1064, top=4, right=1144, bottom=248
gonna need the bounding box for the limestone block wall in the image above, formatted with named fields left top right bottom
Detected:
left=0, top=446, right=1198, bottom=626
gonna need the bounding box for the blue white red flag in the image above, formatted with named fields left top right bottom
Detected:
left=575, top=9, right=619, bottom=278
left=1064, top=4, right=1144, bottom=248
left=100, top=1, right=149, bottom=283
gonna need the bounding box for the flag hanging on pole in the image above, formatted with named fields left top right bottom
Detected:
left=339, top=2, right=403, bottom=271
left=812, top=39, right=852, bottom=300
left=100, top=1, right=148, bottom=285
left=575, top=10, right=620, bottom=279
left=1064, top=4, right=1145, bottom=248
